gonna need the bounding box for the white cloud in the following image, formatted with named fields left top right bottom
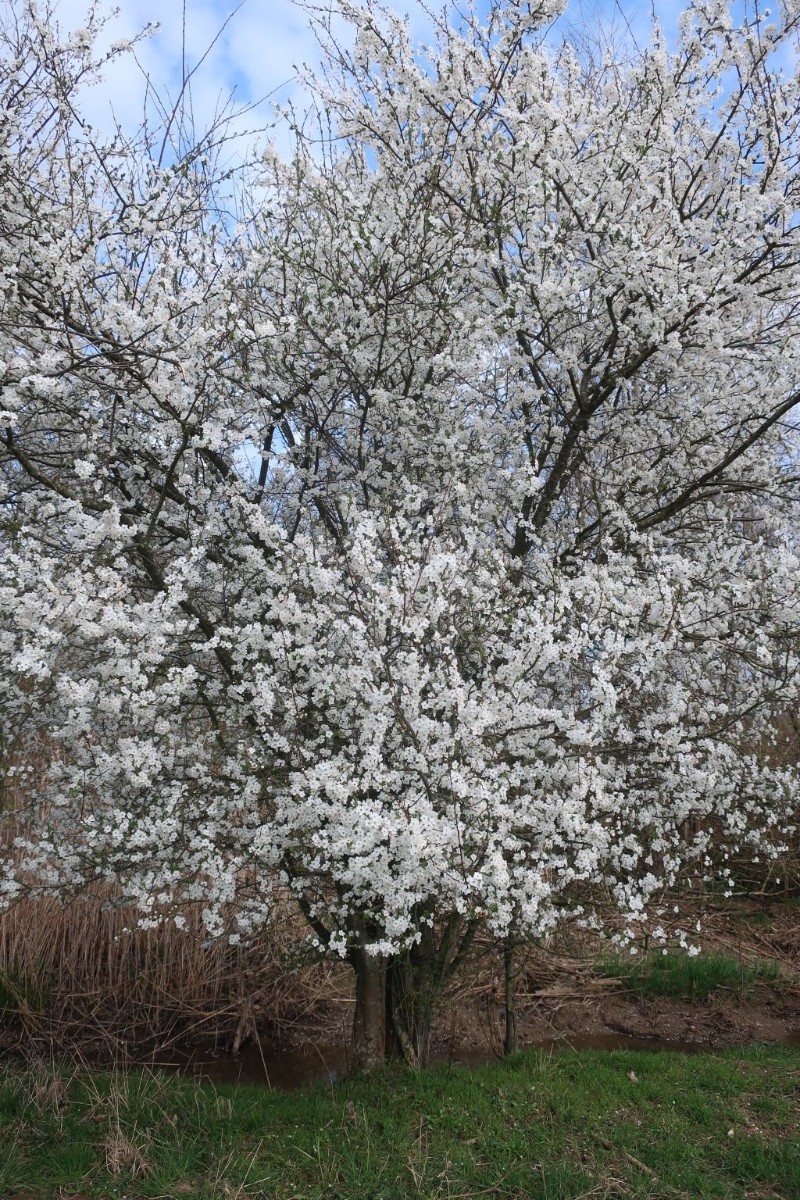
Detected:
left=52, top=0, right=325, bottom=154
left=49, top=0, right=772, bottom=162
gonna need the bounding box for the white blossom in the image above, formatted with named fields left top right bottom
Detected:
left=0, top=0, right=798, bottom=986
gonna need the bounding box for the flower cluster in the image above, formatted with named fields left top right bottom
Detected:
left=0, top=0, right=798, bottom=972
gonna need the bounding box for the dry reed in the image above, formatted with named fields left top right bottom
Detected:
left=0, top=740, right=347, bottom=1056
left=0, top=889, right=343, bottom=1055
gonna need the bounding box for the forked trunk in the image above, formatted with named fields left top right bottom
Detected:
left=348, top=912, right=478, bottom=1072
left=385, top=953, right=434, bottom=1066
left=385, top=914, right=479, bottom=1067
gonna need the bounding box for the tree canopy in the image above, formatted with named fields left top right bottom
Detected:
left=1, top=0, right=799, bottom=1068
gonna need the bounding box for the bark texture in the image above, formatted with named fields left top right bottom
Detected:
left=348, top=913, right=478, bottom=1071
left=349, top=947, right=386, bottom=1073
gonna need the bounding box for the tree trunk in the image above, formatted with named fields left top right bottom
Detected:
left=384, top=914, right=479, bottom=1067
left=503, top=939, right=518, bottom=1056
left=348, top=911, right=478, bottom=1072
left=349, top=947, right=386, bottom=1074
left=385, top=952, right=433, bottom=1066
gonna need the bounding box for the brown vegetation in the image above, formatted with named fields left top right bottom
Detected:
left=0, top=890, right=342, bottom=1056
left=0, top=884, right=798, bottom=1085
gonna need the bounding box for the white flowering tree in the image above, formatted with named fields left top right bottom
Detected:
left=2, top=0, right=799, bottom=1071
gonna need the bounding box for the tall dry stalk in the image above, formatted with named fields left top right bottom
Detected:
left=0, top=889, right=340, bottom=1053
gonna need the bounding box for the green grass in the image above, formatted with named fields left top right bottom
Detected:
left=0, top=971, right=50, bottom=1017
left=0, top=1044, right=798, bottom=1198
left=598, top=950, right=781, bottom=1000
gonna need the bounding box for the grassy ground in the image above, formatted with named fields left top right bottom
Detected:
left=0, top=1044, right=797, bottom=1199
left=597, top=950, right=782, bottom=1000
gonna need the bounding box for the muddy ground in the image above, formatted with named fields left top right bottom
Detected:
left=431, top=896, right=800, bottom=1056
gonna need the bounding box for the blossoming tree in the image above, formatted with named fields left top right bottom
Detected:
left=1, top=0, right=799, bottom=1070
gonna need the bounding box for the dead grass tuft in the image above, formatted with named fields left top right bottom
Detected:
left=14, top=1056, right=75, bottom=1125
left=103, top=1123, right=152, bottom=1178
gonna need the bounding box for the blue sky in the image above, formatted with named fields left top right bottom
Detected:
left=52, top=0, right=689, bottom=149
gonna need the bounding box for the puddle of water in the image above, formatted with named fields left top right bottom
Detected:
left=149, top=1041, right=350, bottom=1089
left=143, top=1029, right=799, bottom=1090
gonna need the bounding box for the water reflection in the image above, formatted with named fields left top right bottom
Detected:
left=144, top=1029, right=800, bottom=1091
